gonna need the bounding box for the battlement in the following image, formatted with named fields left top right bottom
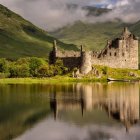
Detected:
left=49, top=27, right=139, bottom=74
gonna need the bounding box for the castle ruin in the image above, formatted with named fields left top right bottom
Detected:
left=49, top=27, right=139, bottom=74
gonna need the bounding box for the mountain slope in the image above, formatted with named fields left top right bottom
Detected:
left=0, top=4, right=77, bottom=59
left=51, top=21, right=130, bottom=51
left=130, top=20, right=140, bottom=36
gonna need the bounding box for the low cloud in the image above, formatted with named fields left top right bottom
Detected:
left=1, top=0, right=140, bottom=31
left=103, top=0, right=140, bottom=23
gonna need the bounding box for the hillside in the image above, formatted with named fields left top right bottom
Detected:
left=0, top=4, right=77, bottom=59
left=51, top=21, right=130, bottom=51
left=130, top=20, right=140, bottom=36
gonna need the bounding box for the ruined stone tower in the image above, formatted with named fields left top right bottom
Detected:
left=92, top=27, right=139, bottom=70
left=49, top=27, right=139, bottom=74
left=80, top=51, right=92, bottom=74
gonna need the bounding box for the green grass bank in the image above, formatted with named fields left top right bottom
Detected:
left=0, top=77, right=107, bottom=84
left=0, top=65, right=140, bottom=84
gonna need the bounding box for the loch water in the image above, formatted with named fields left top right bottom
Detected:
left=0, top=82, right=140, bottom=140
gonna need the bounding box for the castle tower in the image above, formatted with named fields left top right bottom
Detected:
left=53, top=40, right=57, bottom=52
left=80, top=51, right=92, bottom=74
left=123, top=27, right=131, bottom=38
left=118, top=27, right=139, bottom=69
left=80, top=45, right=83, bottom=53
left=49, top=40, right=58, bottom=64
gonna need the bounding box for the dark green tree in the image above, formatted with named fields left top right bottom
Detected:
left=29, top=57, right=46, bottom=77
left=37, top=64, right=54, bottom=77
left=0, top=58, right=9, bottom=73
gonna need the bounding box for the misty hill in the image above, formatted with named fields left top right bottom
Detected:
left=51, top=21, right=130, bottom=51
left=51, top=20, right=140, bottom=51
left=50, top=6, right=125, bottom=50
left=0, top=4, right=77, bottom=59
left=130, top=20, right=140, bottom=37
left=51, top=6, right=140, bottom=51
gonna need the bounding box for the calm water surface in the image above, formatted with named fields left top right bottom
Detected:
left=0, top=82, right=140, bottom=140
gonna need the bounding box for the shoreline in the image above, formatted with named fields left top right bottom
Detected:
left=0, top=76, right=139, bottom=84
left=0, top=77, right=106, bottom=84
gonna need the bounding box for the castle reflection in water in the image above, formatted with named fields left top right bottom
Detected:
left=50, top=82, right=139, bottom=132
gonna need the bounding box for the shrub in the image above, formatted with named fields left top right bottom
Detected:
left=16, top=58, right=30, bottom=65
left=29, top=57, right=46, bottom=77
left=9, top=63, right=30, bottom=78
left=54, top=59, right=68, bottom=75
left=0, top=73, right=10, bottom=78
left=0, top=57, right=69, bottom=78
left=37, top=65, right=52, bottom=77
left=0, top=58, right=9, bottom=73
left=102, top=66, right=108, bottom=75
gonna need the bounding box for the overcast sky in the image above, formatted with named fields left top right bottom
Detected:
left=0, top=0, right=140, bottom=31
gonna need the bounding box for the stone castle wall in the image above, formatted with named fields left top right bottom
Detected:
left=61, top=57, right=81, bottom=69
left=56, top=50, right=81, bottom=58
left=49, top=28, right=139, bottom=74
left=56, top=51, right=81, bottom=69
left=92, top=39, right=139, bottom=69
left=49, top=40, right=81, bottom=69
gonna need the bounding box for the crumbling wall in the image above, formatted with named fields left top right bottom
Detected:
left=56, top=50, right=81, bottom=58
left=61, top=57, right=81, bottom=69
left=92, top=36, right=139, bottom=69
left=49, top=42, right=81, bottom=69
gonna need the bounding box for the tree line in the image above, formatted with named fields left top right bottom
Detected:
left=0, top=57, right=68, bottom=78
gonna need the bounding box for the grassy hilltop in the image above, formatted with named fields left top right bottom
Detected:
left=0, top=4, right=77, bottom=59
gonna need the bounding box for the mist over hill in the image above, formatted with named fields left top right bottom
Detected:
left=51, top=6, right=140, bottom=51
left=0, top=4, right=77, bottom=59
left=1, top=0, right=140, bottom=31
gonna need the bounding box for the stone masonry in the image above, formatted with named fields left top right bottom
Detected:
left=49, top=27, right=139, bottom=74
